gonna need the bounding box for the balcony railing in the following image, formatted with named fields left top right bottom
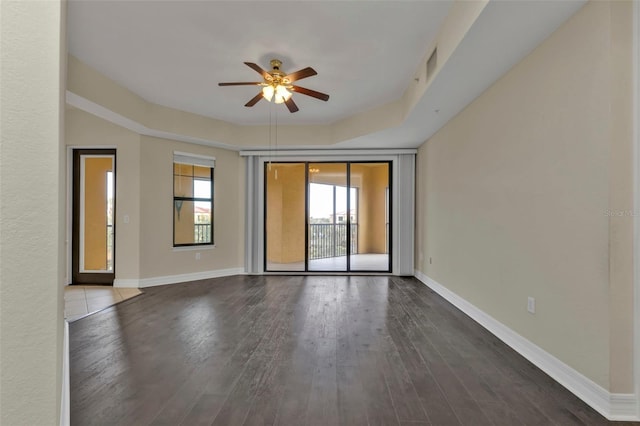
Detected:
left=194, top=223, right=211, bottom=243
left=106, top=224, right=114, bottom=271
left=309, top=223, right=358, bottom=260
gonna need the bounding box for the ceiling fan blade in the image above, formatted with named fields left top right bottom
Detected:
left=284, top=97, right=299, bottom=113
left=244, top=92, right=264, bottom=107
left=218, top=82, right=261, bottom=86
left=285, top=67, right=317, bottom=82
left=291, top=85, right=330, bottom=102
left=244, top=62, right=271, bottom=80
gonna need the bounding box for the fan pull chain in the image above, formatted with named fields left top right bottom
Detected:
left=267, top=102, right=272, bottom=172
left=274, top=108, right=278, bottom=180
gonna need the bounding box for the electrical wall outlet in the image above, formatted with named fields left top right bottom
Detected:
left=527, top=297, right=535, bottom=314
left=195, top=252, right=201, bottom=260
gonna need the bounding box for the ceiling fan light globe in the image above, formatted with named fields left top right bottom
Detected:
left=276, top=84, right=292, bottom=101
left=262, top=85, right=274, bottom=101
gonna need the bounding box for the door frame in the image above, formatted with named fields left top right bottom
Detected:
left=68, top=147, right=117, bottom=285
left=632, top=0, right=639, bottom=415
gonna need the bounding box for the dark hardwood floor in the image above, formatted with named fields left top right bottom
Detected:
left=70, top=275, right=627, bottom=425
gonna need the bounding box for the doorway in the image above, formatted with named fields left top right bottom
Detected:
left=265, top=161, right=391, bottom=272
left=72, top=149, right=116, bottom=285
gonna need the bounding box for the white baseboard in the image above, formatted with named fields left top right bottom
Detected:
left=610, top=393, right=639, bottom=420
left=116, top=268, right=245, bottom=288
left=60, top=320, right=69, bottom=426
left=413, top=270, right=639, bottom=422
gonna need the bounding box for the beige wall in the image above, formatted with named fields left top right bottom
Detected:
left=0, top=0, right=65, bottom=424
left=607, top=0, right=635, bottom=392
left=66, top=109, right=246, bottom=283
left=139, top=136, right=245, bottom=278
left=66, top=108, right=141, bottom=281
left=415, top=1, right=634, bottom=392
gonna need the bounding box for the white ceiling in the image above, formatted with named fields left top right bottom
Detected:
left=67, top=0, right=453, bottom=126
left=67, top=0, right=587, bottom=149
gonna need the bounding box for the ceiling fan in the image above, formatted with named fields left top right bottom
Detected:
left=218, top=59, right=330, bottom=113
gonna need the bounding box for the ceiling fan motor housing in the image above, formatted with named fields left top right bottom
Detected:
left=270, top=59, right=282, bottom=70
left=269, top=59, right=286, bottom=83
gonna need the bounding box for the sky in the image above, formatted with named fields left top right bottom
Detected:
left=309, top=183, right=356, bottom=219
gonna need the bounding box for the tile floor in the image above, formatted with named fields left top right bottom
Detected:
left=64, top=286, right=142, bottom=322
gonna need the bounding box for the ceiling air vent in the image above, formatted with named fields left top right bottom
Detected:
left=426, top=47, right=437, bottom=81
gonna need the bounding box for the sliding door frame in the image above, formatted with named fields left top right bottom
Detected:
left=263, top=160, right=392, bottom=273
left=243, top=149, right=415, bottom=276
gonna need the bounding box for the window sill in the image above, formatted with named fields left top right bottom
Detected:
left=172, top=245, right=216, bottom=252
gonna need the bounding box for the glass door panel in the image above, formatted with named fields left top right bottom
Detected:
left=263, top=160, right=391, bottom=273
left=308, top=163, right=348, bottom=271
left=265, top=163, right=306, bottom=271
left=72, top=149, right=116, bottom=285
left=349, top=163, right=390, bottom=271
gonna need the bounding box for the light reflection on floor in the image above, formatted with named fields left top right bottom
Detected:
left=267, top=253, right=389, bottom=271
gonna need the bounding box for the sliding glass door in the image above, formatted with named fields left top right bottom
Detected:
left=265, top=163, right=306, bottom=271
left=265, top=161, right=390, bottom=273
left=308, top=163, right=348, bottom=271
left=349, top=163, right=390, bottom=271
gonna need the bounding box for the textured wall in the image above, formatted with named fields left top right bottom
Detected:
left=0, top=1, right=64, bottom=424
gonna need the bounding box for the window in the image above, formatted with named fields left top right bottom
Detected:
left=173, top=152, right=214, bottom=246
